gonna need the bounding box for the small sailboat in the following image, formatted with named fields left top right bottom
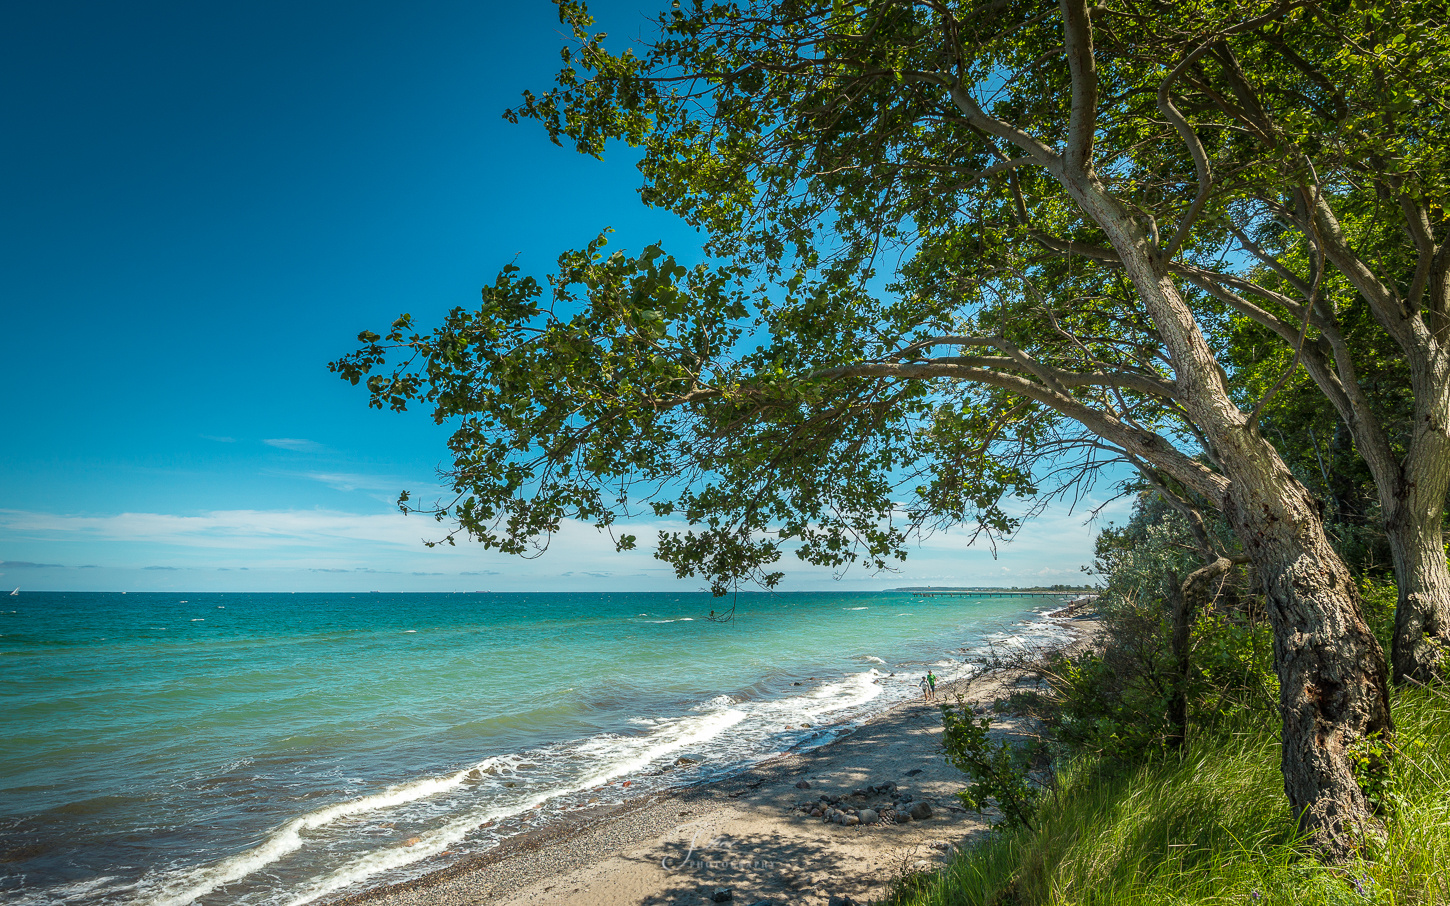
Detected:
left=9, top=587, right=17, bottom=596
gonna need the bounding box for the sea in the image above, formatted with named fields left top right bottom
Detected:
left=0, top=590, right=1076, bottom=906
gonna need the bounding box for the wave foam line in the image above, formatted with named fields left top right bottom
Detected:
left=756, top=670, right=883, bottom=723
left=134, top=756, right=511, bottom=906
left=284, top=707, right=747, bottom=906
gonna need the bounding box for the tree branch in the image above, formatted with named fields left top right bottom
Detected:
left=1060, top=0, right=1098, bottom=174
left=809, top=360, right=1226, bottom=500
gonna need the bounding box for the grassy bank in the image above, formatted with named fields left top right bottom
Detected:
left=885, top=686, right=1450, bottom=906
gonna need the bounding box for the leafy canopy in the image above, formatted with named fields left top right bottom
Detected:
left=333, top=0, right=1450, bottom=592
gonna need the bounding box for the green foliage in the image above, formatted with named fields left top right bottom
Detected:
left=1359, top=576, right=1400, bottom=663
left=1050, top=652, right=1175, bottom=764
left=1188, top=609, right=1277, bottom=727
left=886, top=688, right=1450, bottom=906
left=941, top=698, right=1040, bottom=831
left=1046, top=495, right=1274, bottom=762
left=1049, top=612, right=1277, bottom=765
left=1347, top=730, right=1401, bottom=818
left=334, top=0, right=1450, bottom=594
left=916, top=491, right=1450, bottom=904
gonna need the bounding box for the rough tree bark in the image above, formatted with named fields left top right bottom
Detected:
left=1387, top=368, right=1450, bottom=681
left=1221, top=440, right=1393, bottom=849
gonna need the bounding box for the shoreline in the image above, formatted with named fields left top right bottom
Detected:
left=327, top=608, right=1101, bottom=906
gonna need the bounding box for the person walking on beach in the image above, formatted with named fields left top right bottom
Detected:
left=927, top=671, right=937, bottom=700
left=919, top=675, right=930, bottom=701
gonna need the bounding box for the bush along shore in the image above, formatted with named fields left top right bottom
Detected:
left=885, top=495, right=1450, bottom=906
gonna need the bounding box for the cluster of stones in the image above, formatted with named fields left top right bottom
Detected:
left=791, top=781, right=933, bottom=826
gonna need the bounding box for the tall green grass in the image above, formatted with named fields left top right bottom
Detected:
left=885, top=688, right=1450, bottom=906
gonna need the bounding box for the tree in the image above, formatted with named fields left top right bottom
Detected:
left=1127, top=1, right=1450, bottom=684
left=333, top=0, right=1398, bottom=857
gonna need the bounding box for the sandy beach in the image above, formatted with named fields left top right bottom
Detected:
left=328, top=611, right=1101, bottom=906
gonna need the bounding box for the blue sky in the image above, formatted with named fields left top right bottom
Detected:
left=1, top=0, right=1122, bottom=592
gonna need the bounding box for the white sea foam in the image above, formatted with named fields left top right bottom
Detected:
left=282, top=708, right=747, bottom=905
left=134, top=756, right=511, bottom=906
left=757, top=669, right=883, bottom=724
left=281, top=809, right=501, bottom=906
left=40, top=875, right=129, bottom=900
left=860, top=656, right=886, bottom=664
left=132, top=698, right=751, bottom=906
left=693, top=694, right=737, bottom=711
left=575, top=707, right=745, bottom=787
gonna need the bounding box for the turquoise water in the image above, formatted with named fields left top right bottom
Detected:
left=0, top=591, right=1072, bottom=905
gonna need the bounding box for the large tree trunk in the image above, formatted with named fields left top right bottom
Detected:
left=1299, top=384, right=1450, bottom=685
left=1262, top=281, right=1450, bottom=686
left=1299, top=195, right=1450, bottom=686
left=1386, top=510, right=1450, bottom=683
left=1221, top=451, right=1393, bottom=857
left=1070, top=175, right=1394, bottom=860
left=1384, top=377, right=1450, bottom=683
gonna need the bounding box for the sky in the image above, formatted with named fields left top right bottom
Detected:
left=1, top=0, right=1126, bottom=592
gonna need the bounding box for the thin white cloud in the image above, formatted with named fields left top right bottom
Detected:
left=263, top=438, right=324, bottom=453
left=294, top=471, right=424, bottom=500
left=0, top=507, right=660, bottom=577
left=0, top=492, right=1118, bottom=589
left=0, top=508, right=426, bottom=551
left=302, top=471, right=386, bottom=492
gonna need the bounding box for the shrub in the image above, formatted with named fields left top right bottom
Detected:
left=885, top=687, right=1450, bottom=906
left=941, top=698, right=1041, bottom=830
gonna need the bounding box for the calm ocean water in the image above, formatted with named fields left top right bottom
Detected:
left=0, top=590, right=1073, bottom=905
